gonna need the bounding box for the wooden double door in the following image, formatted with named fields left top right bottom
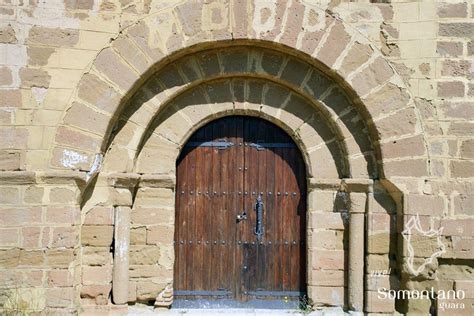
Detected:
left=174, top=116, right=306, bottom=303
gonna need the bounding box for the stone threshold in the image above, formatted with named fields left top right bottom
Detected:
left=82, top=305, right=348, bottom=315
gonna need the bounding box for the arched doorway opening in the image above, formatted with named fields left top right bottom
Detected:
left=173, top=116, right=307, bottom=308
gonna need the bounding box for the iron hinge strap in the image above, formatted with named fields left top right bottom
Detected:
left=185, top=140, right=234, bottom=149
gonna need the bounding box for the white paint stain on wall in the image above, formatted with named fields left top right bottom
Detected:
left=60, top=149, right=88, bottom=168
left=31, top=87, right=48, bottom=105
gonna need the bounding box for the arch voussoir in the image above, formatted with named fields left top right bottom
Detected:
left=51, top=0, right=424, bottom=188
left=349, top=56, right=395, bottom=98
left=315, top=21, right=353, bottom=69
left=93, top=47, right=140, bottom=94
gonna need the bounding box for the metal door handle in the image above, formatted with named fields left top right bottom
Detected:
left=236, top=212, right=247, bottom=222
left=254, top=194, right=264, bottom=239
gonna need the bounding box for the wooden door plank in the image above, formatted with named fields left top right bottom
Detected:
left=174, top=115, right=307, bottom=302
left=235, top=116, right=245, bottom=300
left=264, top=121, right=276, bottom=292
left=255, top=119, right=267, bottom=292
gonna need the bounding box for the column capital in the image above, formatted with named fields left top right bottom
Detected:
left=107, top=172, right=141, bottom=188
left=349, top=192, right=367, bottom=214
left=342, top=178, right=373, bottom=193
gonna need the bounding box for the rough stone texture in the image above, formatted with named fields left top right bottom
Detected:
left=0, top=24, right=17, bottom=43
left=0, top=0, right=472, bottom=315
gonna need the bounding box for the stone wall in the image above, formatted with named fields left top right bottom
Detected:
left=0, top=0, right=473, bottom=314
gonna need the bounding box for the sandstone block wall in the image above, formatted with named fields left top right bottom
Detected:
left=0, top=0, right=473, bottom=314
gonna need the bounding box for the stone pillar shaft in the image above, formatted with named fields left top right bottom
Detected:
left=348, top=192, right=367, bottom=313
left=112, top=206, right=131, bottom=305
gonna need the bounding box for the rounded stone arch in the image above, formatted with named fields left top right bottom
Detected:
left=68, top=1, right=426, bottom=311
left=49, top=0, right=429, bottom=184
left=130, top=77, right=350, bottom=179
left=85, top=43, right=383, bottom=180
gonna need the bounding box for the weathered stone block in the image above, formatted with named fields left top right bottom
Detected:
left=437, top=3, right=468, bottom=18
left=453, top=194, right=474, bottom=215
left=45, top=288, right=75, bottom=308
left=134, top=187, right=174, bottom=207
left=384, top=159, right=428, bottom=177
left=311, top=249, right=345, bottom=270
left=46, top=249, right=75, bottom=268
left=84, top=207, right=114, bottom=225
left=82, top=265, right=112, bottom=285
left=406, top=194, right=445, bottom=216
left=112, top=36, right=150, bottom=73
left=47, top=269, right=73, bottom=287
left=440, top=218, right=474, bottom=237
left=440, top=101, right=474, bottom=119
left=309, top=270, right=345, bottom=287
left=81, top=225, right=113, bottom=247
left=129, top=265, right=172, bottom=279
left=310, top=230, right=344, bottom=250
left=129, top=245, right=160, bottom=265
left=94, top=48, right=139, bottom=92
left=375, top=107, right=417, bottom=139
left=82, top=247, right=111, bottom=266
left=365, top=290, right=395, bottom=313
left=351, top=57, right=394, bottom=96
left=437, top=41, right=463, bottom=57
left=309, top=212, right=346, bottom=230
left=0, top=24, right=17, bottom=43
left=339, top=41, right=373, bottom=76
left=51, top=226, right=77, bottom=248
left=0, top=187, right=20, bottom=204
left=366, top=254, right=393, bottom=272
left=136, top=280, right=166, bottom=301
left=19, top=67, right=51, bottom=88
left=0, top=128, right=28, bottom=149
left=0, top=228, right=19, bottom=247
left=0, top=151, right=23, bottom=170
left=450, top=161, right=474, bottom=178
left=77, top=73, right=121, bottom=114
left=0, top=207, right=41, bottom=226
left=439, top=23, right=474, bottom=38
left=131, top=207, right=173, bottom=226
left=28, top=26, right=79, bottom=47
left=317, top=22, right=351, bottom=67
left=46, top=206, right=80, bottom=224
left=19, top=249, right=45, bottom=266
left=49, top=187, right=77, bottom=204
left=63, top=102, right=110, bottom=136
left=367, top=232, right=391, bottom=254
left=80, top=284, right=111, bottom=305
left=55, top=126, right=101, bottom=152
left=380, top=134, right=426, bottom=159
left=147, top=225, right=173, bottom=245
left=130, top=226, right=147, bottom=245
left=308, top=286, right=344, bottom=307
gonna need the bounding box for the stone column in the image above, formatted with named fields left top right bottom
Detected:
left=112, top=206, right=131, bottom=304
left=108, top=173, right=140, bottom=305
left=348, top=192, right=367, bottom=313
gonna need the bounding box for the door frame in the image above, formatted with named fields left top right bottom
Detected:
left=173, top=114, right=308, bottom=306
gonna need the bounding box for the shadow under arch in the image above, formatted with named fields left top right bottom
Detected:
left=133, top=76, right=352, bottom=179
